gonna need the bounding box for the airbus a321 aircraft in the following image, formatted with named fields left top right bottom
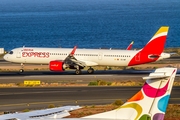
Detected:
left=0, top=67, right=177, bottom=119
left=4, top=26, right=170, bottom=74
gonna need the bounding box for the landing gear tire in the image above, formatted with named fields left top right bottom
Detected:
left=19, top=69, right=24, bottom=73
left=75, top=69, right=81, bottom=75
left=87, top=68, right=94, bottom=74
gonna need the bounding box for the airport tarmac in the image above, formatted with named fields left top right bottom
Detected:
left=0, top=58, right=158, bottom=83
left=0, top=70, right=154, bottom=83
left=1, top=57, right=180, bottom=84
left=0, top=69, right=180, bottom=84
left=0, top=57, right=180, bottom=112
left=0, top=86, right=180, bottom=112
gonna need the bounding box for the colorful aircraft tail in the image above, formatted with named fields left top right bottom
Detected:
left=84, top=67, right=177, bottom=120
left=126, top=41, right=134, bottom=50
left=128, top=26, right=169, bottom=66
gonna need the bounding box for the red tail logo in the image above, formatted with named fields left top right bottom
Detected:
left=128, top=26, right=169, bottom=66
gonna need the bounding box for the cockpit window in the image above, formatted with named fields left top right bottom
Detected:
left=9, top=51, right=13, bottom=54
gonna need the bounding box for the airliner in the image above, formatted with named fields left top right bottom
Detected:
left=0, top=67, right=177, bottom=120
left=3, top=26, right=170, bottom=74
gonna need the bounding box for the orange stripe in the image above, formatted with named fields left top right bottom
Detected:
left=128, top=90, right=144, bottom=102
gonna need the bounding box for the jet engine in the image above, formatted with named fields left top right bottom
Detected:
left=49, top=60, right=66, bottom=71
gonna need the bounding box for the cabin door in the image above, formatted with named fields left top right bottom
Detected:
left=16, top=50, right=21, bottom=58
left=98, top=53, right=103, bottom=60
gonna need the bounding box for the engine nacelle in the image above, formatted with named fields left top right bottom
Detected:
left=49, top=60, right=66, bottom=71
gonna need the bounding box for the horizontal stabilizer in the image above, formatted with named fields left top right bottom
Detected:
left=143, top=72, right=169, bottom=80
left=0, top=105, right=81, bottom=120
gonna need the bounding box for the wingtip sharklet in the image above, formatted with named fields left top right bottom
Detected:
left=70, top=46, right=77, bottom=55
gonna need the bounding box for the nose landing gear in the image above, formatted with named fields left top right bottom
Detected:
left=19, top=63, right=24, bottom=73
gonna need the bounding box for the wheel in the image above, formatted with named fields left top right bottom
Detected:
left=75, top=69, right=81, bottom=75
left=87, top=68, right=94, bottom=74
left=19, top=69, right=24, bottom=73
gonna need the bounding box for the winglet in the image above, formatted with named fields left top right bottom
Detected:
left=70, top=46, right=77, bottom=55
left=126, top=41, right=134, bottom=50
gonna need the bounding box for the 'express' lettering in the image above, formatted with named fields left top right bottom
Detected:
left=22, top=52, right=49, bottom=58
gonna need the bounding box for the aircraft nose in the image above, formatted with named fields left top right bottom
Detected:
left=3, top=54, right=8, bottom=61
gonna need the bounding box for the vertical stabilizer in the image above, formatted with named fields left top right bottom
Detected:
left=128, top=26, right=169, bottom=66
left=84, top=67, right=177, bottom=120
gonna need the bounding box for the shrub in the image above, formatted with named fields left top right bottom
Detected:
left=113, top=99, right=124, bottom=106
left=23, top=109, right=30, bottom=112
left=48, top=104, right=55, bottom=108
left=88, top=80, right=112, bottom=86
left=34, top=68, right=39, bottom=70
left=88, top=81, right=98, bottom=86
left=98, top=80, right=107, bottom=85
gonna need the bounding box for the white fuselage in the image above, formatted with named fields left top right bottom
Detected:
left=4, top=47, right=140, bottom=66
left=4, top=47, right=170, bottom=67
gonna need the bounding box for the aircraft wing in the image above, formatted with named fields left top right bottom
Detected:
left=63, top=46, right=98, bottom=68
left=49, top=46, right=98, bottom=74
left=77, top=59, right=98, bottom=66
left=0, top=105, right=81, bottom=120
left=63, top=46, right=86, bottom=68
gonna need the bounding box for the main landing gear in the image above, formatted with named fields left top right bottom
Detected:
left=87, top=67, right=94, bottom=74
left=75, top=67, right=94, bottom=75
left=74, top=65, right=82, bottom=75
left=75, top=69, right=82, bottom=75
left=74, top=66, right=94, bottom=75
